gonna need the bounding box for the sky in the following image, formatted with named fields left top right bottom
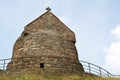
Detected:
left=0, top=0, right=120, bottom=75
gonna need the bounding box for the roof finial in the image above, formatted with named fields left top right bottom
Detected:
left=46, top=7, right=51, bottom=11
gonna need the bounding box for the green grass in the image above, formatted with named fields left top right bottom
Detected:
left=0, top=73, right=120, bottom=80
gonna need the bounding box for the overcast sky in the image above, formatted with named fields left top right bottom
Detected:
left=0, top=0, right=120, bottom=75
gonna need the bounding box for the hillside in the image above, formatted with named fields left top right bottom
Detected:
left=0, top=73, right=120, bottom=80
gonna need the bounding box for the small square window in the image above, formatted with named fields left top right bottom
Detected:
left=40, top=63, right=44, bottom=68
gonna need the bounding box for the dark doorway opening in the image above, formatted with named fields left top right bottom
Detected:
left=40, top=63, right=44, bottom=68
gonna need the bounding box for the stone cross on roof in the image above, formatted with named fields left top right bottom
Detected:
left=46, top=7, right=51, bottom=11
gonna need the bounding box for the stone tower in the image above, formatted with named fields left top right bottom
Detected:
left=7, top=8, right=84, bottom=74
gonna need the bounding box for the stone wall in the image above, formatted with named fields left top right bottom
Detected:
left=7, top=57, right=84, bottom=73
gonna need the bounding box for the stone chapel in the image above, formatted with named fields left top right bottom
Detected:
left=7, top=8, right=84, bottom=74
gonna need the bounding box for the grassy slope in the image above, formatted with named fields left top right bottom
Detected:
left=0, top=74, right=120, bottom=80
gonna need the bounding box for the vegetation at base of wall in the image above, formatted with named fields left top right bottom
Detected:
left=0, top=74, right=120, bottom=80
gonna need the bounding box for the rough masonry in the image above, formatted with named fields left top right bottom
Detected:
left=7, top=8, right=84, bottom=74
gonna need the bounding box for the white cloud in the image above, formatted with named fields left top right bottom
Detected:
left=111, top=25, right=120, bottom=39
left=104, top=25, right=120, bottom=74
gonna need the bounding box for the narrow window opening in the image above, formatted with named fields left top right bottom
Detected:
left=22, top=31, right=29, bottom=37
left=40, top=63, right=44, bottom=68
left=23, top=32, right=29, bottom=36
